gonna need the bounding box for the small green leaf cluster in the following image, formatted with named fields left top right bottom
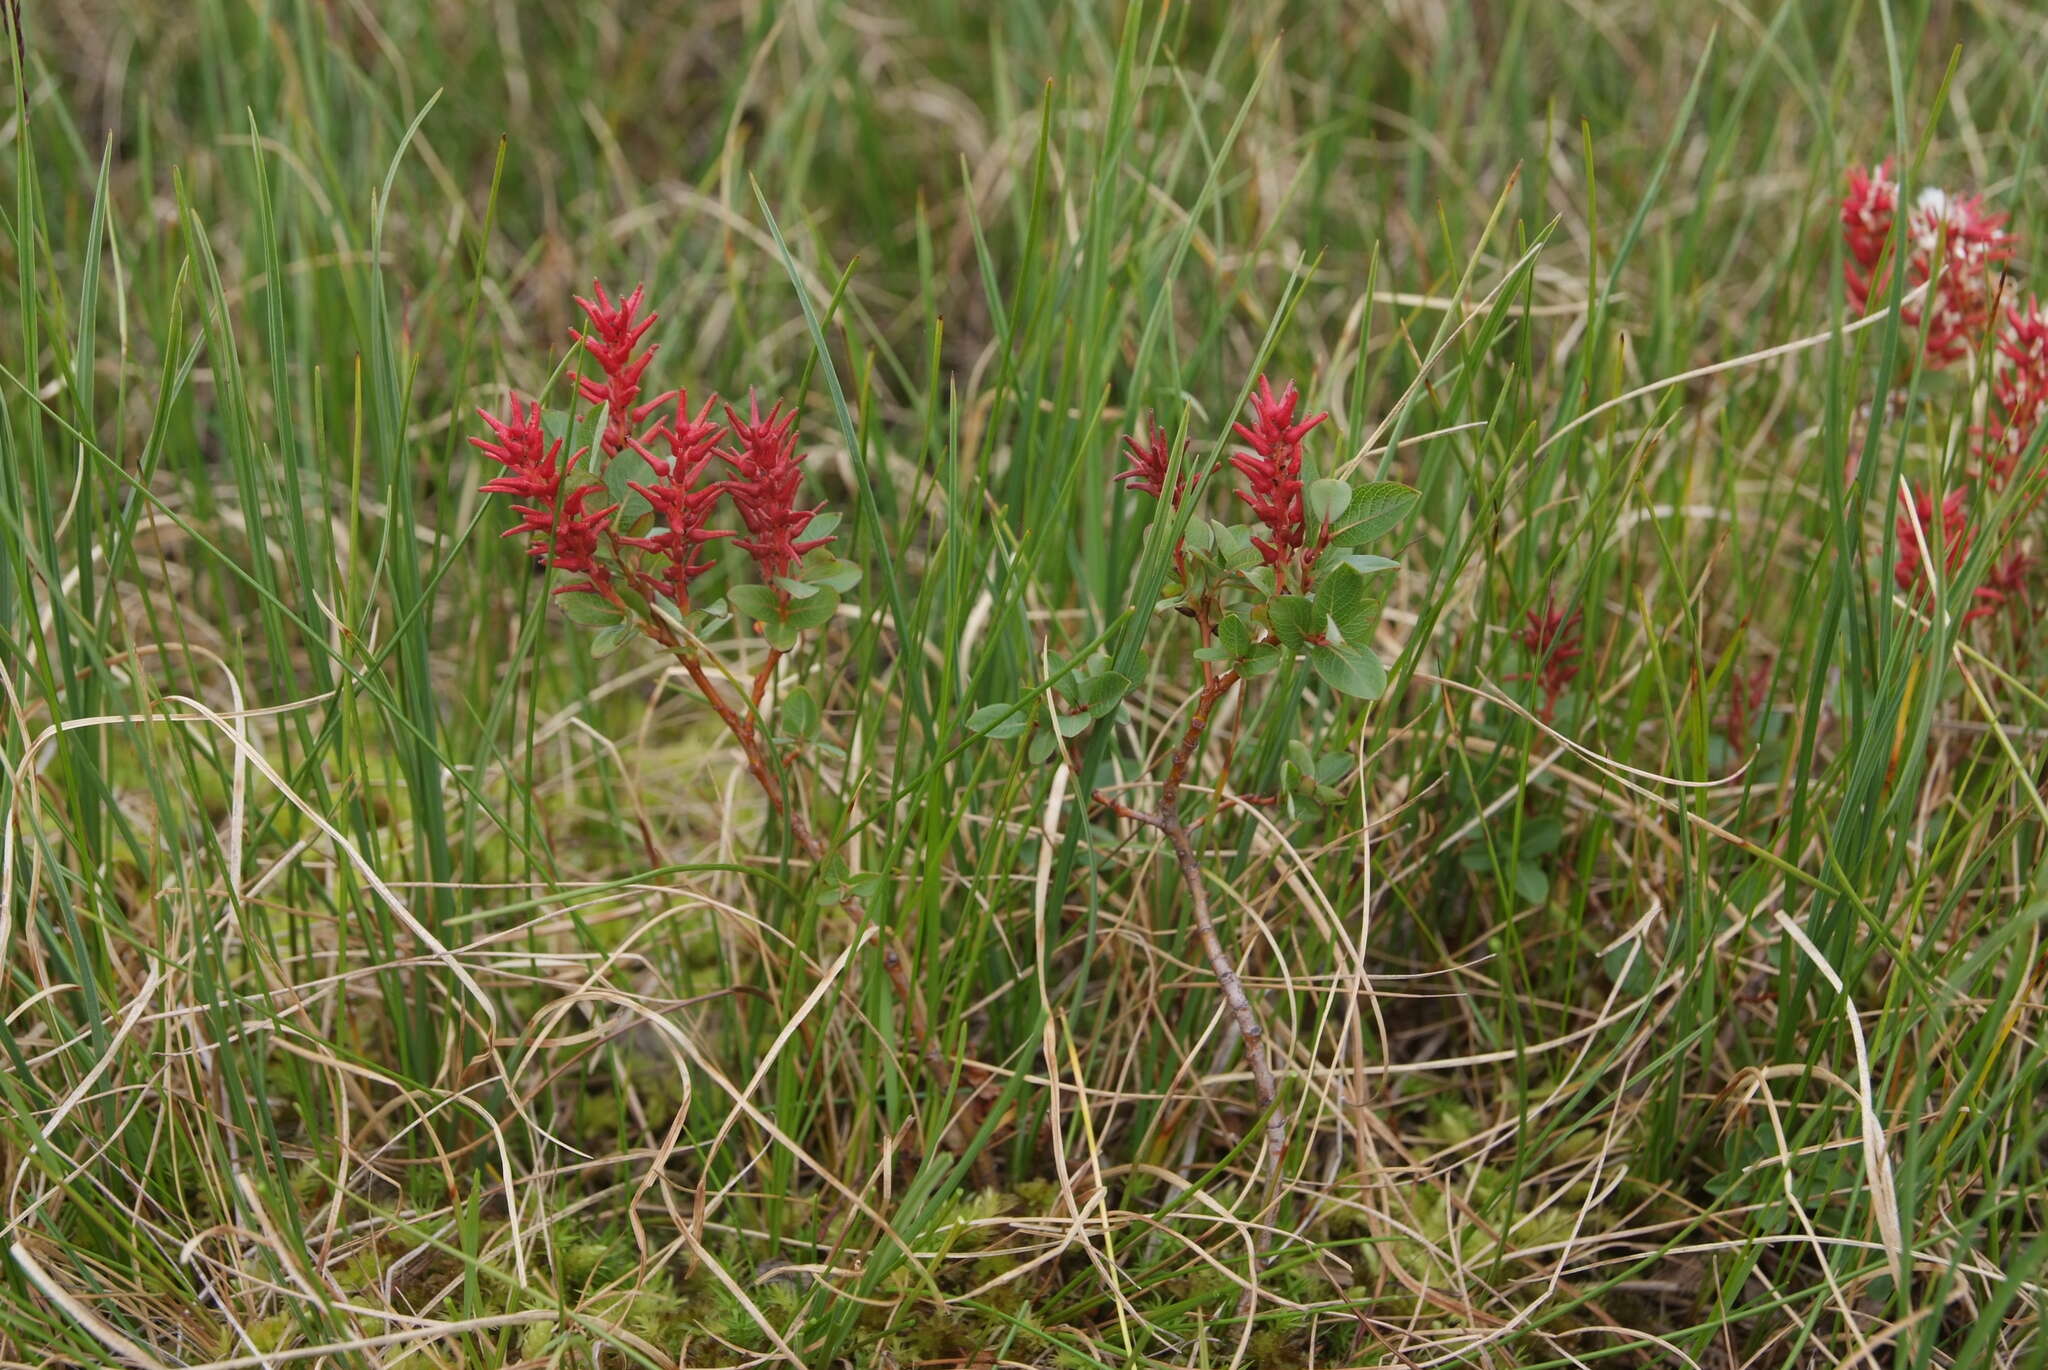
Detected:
left=1170, top=476, right=1417, bottom=701
left=810, top=852, right=887, bottom=908
left=1280, top=739, right=1354, bottom=810
left=723, top=514, right=861, bottom=650
left=965, top=650, right=1142, bottom=764
left=1458, top=815, right=1565, bottom=906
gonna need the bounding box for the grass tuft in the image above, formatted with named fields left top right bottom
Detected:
left=1, top=2, right=2046, bottom=1365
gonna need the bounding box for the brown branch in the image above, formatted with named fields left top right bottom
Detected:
left=1159, top=801, right=1286, bottom=1176
left=1089, top=790, right=1163, bottom=829
left=749, top=647, right=784, bottom=715
left=1161, top=671, right=1237, bottom=807
left=1111, top=666, right=1286, bottom=1177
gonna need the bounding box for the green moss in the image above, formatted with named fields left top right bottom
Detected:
left=1246, top=1325, right=1309, bottom=1367
left=898, top=1305, right=972, bottom=1359
left=967, top=1252, right=1026, bottom=1310
left=332, top=1243, right=391, bottom=1295
left=1421, top=1099, right=1482, bottom=1145
left=570, top=1088, right=629, bottom=1142
left=578, top=1283, right=694, bottom=1347
left=242, top=1314, right=295, bottom=1355
left=930, top=1186, right=1013, bottom=1258
left=518, top=1317, right=556, bottom=1360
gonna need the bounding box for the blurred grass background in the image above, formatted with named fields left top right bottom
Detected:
left=3, top=1, right=2047, bottom=1365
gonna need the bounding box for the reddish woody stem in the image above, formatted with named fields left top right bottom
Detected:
left=1090, top=790, right=1160, bottom=829
left=750, top=648, right=783, bottom=715
left=607, top=588, right=946, bottom=1079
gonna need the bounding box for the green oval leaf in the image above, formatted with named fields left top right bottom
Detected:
left=1315, top=564, right=1379, bottom=645
left=1310, top=641, right=1387, bottom=699
left=1078, top=671, right=1133, bottom=718
left=559, top=593, right=624, bottom=627
left=785, top=588, right=840, bottom=630
left=590, top=619, right=637, bottom=658
left=1218, top=613, right=1253, bottom=659
left=803, top=554, right=863, bottom=592
left=1307, top=477, right=1352, bottom=527
left=727, top=584, right=781, bottom=623
left=1329, top=480, right=1419, bottom=546
left=1267, top=595, right=1317, bottom=649
left=966, top=702, right=1029, bottom=740
left=1240, top=642, right=1283, bottom=677
left=782, top=685, right=820, bottom=738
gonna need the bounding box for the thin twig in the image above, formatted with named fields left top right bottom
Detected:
left=1159, top=800, right=1286, bottom=1174
left=1110, top=668, right=1286, bottom=1175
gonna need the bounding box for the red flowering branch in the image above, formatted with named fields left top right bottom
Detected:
left=1972, top=551, right=2034, bottom=626
left=1985, top=296, right=2048, bottom=493
left=1893, top=484, right=2032, bottom=627
left=1840, top=161, right=1898, bottom=303
left=477, top=280, right=941, bottom=1082
left=1114, top=413, right=1206, bottom=590
left=1893, top=485, right=1971, bottom=597
left=1115, top=415, right=1196, bottom=506
left=723, top=393, right=837, bottom=588
left=618, top=391, right=731, bottom=613
left=1036, top=375, right=1416, bottom=1188
left=1838, top=162, right=2039, bottom=631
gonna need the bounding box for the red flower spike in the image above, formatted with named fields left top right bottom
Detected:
left=1891, top=486, right=2032, bottom=627
left=1512, top=597, right=1584, bottom=724
left=619, top=390, right=733, bottom=612
left=1967, top=550, right=2033, bottom=625
left=722, top=392, right=834, bottom=584
left=1115, top=416, right=1196, bottom=506
left=1840, top=164, right=2014, bottom=369
left=1906, top=188, right=2014, bottom=368
left=1841, top=161, right=1899, bottom=312
left=643, top=389, right=726, bottom=487
left=1984, top=297, right=2048, bottom=491
left=473, top=396, right=560, bottom=507
left=1228, top=376, right=1329, bottom=583
left=545, top=484, right=622, bottom=594
left=471, top=395, right=615, bottom=595
left=571, top=280, right=667, bottom=457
